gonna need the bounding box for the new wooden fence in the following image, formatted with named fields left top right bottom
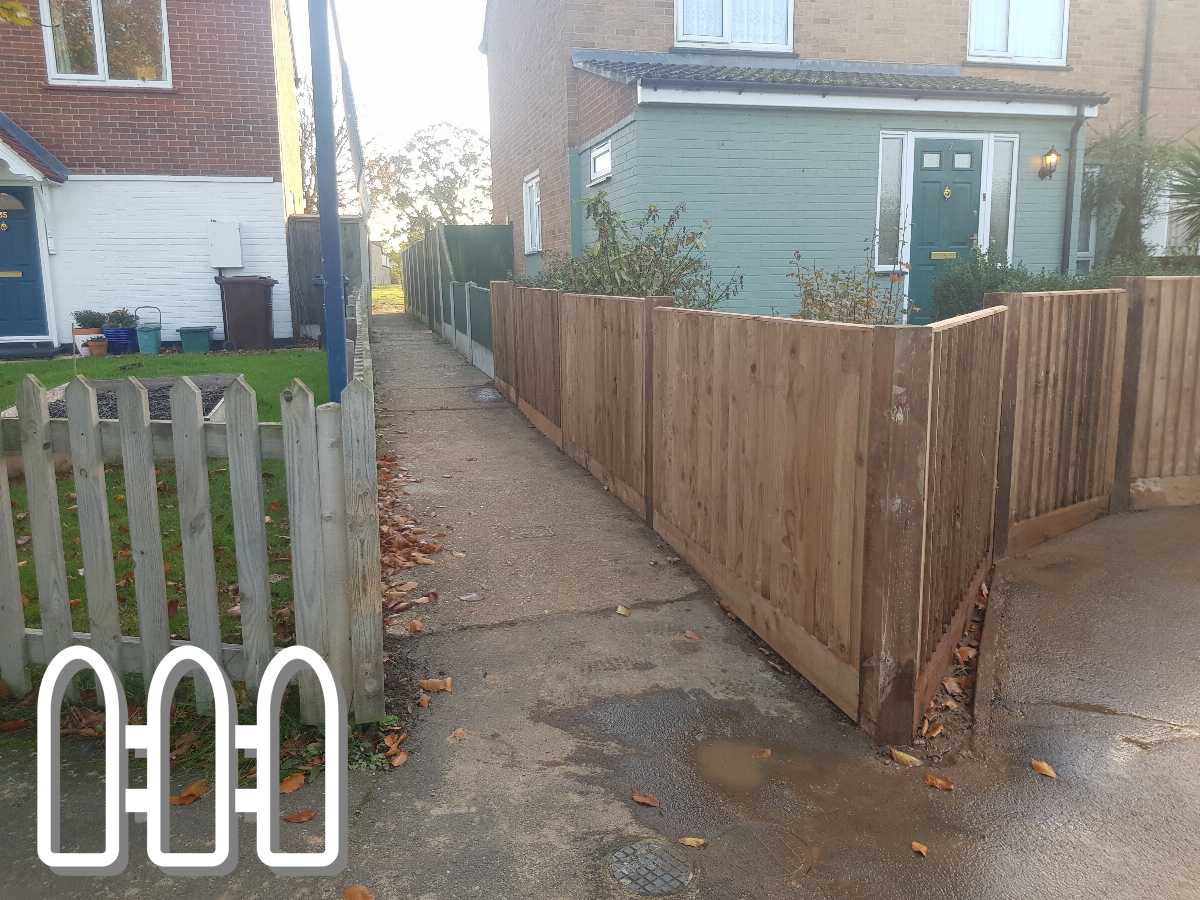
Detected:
left=489, top=282, right=1008, bottom=742
left=0, top=293, right=384, bottom=724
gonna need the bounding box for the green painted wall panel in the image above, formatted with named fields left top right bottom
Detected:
left=577, top=120, right=642, bottom=251
left=612, top=105, right=1081, bottom=316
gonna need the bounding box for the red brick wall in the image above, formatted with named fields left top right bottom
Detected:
left=0, top=0, right=283, bottom=177
left=572, top=70, right=636, bottom=150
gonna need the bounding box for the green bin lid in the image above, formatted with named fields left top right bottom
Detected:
left=178, top=326, right=216, bottom=334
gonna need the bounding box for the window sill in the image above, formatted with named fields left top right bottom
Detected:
left=524, top=250, right=542, bottom=257
left=963, top=56, right=1070, bottom=71
left=671, top=44, right=795, bottom=57
left=45, top=80, right=175, bottom=93
left=587, top=174, right=612, bottom=188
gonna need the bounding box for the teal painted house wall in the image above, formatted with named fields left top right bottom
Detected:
left=575, top=118, right=641, bottom=254
left=571, top=104, right=1086, bottom=317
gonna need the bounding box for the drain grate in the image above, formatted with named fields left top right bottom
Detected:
left=610, top=840, right=694, bottom=896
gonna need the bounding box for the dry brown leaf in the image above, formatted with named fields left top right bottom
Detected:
left=683, top=630, right=702, bottom=642
left=279, top=772, right=305, bottom=794
left=169, top=779, right=209, bottom=806
left=678, top=837, right=707, bottom=848
left=924, top=772, right=955, bottom=792
left=395, top=581, right=419, bottom=593
left=942, top=677, right=964, bottom=697
left=920, top=717, right=930, bottom=737
left=631, top=791, right=660, bottom=808
left=343, top=887, right=375, bottom=900
left=383, top=732, right=408, bottom=753
left=752, top=748, right=772, bottom=760
left=890, top=748, right=923, bottom=768
left=616, top=605, right=632, bottom=617
left=981, top=582, right=990, bottom=599
left=911, top=841, right=929, bottom=857
left=388, top=750, right=410, bottom=768
left=283, top=809, right=318, bottom=824
left=943, top=698, right=961, bottom=711
left=1031, top=759, right=1058, bottom=779
left=407, top=619, right=425, bottom=635
left=418, top=693, right=431, bottom=709
left=955, top=645, right=978, bottom=664
left=927, top=723, right=945, bottom=739
left=448, top=727, right=466, bottom=742
left=419, top=677, right=452, bottom=694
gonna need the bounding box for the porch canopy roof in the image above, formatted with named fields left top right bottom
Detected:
left=573, top=50, right=1108, bottom=109
left=0, top=113, right=69, bottom=184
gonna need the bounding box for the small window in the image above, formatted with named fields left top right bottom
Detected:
left=953, top=152, right=973, bottom=170
left=589, top=142, right=612, bottom=184
left=41, top=0, right=171, bottom=87
left=876, top=134, right=905, bottom=268
left=990, top=138, right=1017, bottom=257
left=922, top=152, right=941, bottom=169
left=969, top=0, right=1068, bottom=66
left=0, top=193, right=27, bottom=211
left=522, top=172, right=541, bottom=255
left=1076, top=164, right=1099, bottom=273
left=676, top=0, right=791, bottom=51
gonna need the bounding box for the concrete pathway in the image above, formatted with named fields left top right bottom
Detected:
left=1, top=314, right=1198, bottom=898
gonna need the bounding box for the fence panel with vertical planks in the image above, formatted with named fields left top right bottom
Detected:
left=512, top=287, right=563, bottom=444
left=652, top=309, right=875, bottom=719
left=490, top=280, right=517, bottom=401
left=0, top=354, right=382, bottom=723
left=991, top=290, right=1128, bottom=556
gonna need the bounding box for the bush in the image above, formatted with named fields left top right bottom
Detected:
left=928, top=247, right=1200, bottom=321
left=788, top=243, right=907, bottom=325
left=103, top=308, right=139, bottom=328
left=519, top=194, right=742, bottom=309
left=72, top=309, right=106, bottom=329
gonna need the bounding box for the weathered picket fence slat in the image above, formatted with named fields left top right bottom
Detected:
left=1, top=418, right=287, bottom=462
left=0, top=454, right=28, bottom=694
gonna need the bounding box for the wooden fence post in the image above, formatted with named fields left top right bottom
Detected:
left=225, top=377, right=273, bottom=695
left=18, top=376, right=75, bottom=698
left=644, top=296, right=673, bottom=526
left=65, top=378, right=122, bottom=677
left=858, top=326, right=933, bottom=745
left=341, top=380, right=385, bottom=722
left=117, top=379, right=171, bottom=683
left=990, top=293, right=1023, bottom=559
left=282, top=381, right=329, bottom=724
left=171, top=377, right=222, bottom=713
left=317, top=402, right=352, bottom=699
left=0, top=455, right=29, bottom=695
left=1110, top=277, right=1146, bottom=513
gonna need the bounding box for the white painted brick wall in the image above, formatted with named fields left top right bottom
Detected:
left=46, top=177, right=292, bottom=343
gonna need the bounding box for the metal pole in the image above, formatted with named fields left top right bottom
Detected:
left=309, top=0, right=347, bottom=401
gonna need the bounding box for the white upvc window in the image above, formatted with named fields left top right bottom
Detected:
left=675, top=0, right=793, bottom=52
left=522, top=172, right=541, bottom=255
left=589, top=142, right=613, bottom=185
left=874, top=131, right=1021, bottom=270
left=1077, top=164, right=1100, bottom=273
left=968, top=0, right=1070, bottom=67
left=40, top=0, right=172, bottom=88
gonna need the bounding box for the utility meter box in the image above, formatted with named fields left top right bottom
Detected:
left=207, top=220, right=243, bottom=269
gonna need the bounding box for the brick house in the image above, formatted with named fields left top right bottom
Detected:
left=0, top=0, right=303, bottom=351
left=481, top=0, right=1200, bottom=320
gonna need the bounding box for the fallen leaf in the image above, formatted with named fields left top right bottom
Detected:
left=981, top=582, right=990, bottom=599
left=631, top=791, right=660, bottom=808
left=891, top=748, right=923, bottom=768
left=419, top=677, right=452, bottom=694
left=452, top=551, right=466, bottom=559
left=227, top=604, right=241, bottom=618
left=15, top=536, right=30, bottom=547
left=616, top=605, right=632, bottom=617
left=1031, top=759, right=1058, bottom=779
left=683, top=630, right=703, bottom=641
left=943, top=698, right=961, bottom=711
left=942, top=677, right=965, bottom=697
left=279, top=773, right=305, bottom=794
left=344, top=887, right=375, bottom=900
left=924, top=772, right=955, bottom=792
left=418, top=693, right=431, bottom=709
left=395, top=581, right=419, bottom=593
left=283, top=809, right=317, bottom=824
left=954, top=645, right=978, bottom=664
left=383, top=732, right=408, bottom=753
left=911, top=841, right=929, bottom=857
left=389, top=750, right=410, bottom=768
left=678, top=837, right=707, bottom=848
left=169, top=779, right=209, bottom=806
left=927, top=723, right=945, bottom=739
left=752, top=748, right=772, bottom=760
left=0, top=719, right=30, bottom=732
left=448, top=727, right=466, bottom=742
left=407, top=619, right=425, bottom=634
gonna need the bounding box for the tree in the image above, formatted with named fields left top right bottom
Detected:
left=365, top=123, right=491, bottom=247
left=297, top=82, right=359, bottom=215
left=1170, top=144, right=1200, bottom=249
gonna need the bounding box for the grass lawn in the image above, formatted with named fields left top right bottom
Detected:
left=0, top=348, right=330, bottom=419
left=373, top=285, right=406, bottom=315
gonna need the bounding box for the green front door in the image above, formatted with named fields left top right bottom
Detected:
left=907, top=139, right=983, bottom=324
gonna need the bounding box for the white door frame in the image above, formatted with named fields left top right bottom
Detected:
left=0, top=171, right=59, bottom=345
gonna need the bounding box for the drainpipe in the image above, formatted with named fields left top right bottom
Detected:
left=1139, top=0, right=1158, bottom=136
left=1060, top=105, right=1087, bottom=274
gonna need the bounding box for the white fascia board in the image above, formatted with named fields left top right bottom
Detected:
left=636, top=83, right=1099, bottom=119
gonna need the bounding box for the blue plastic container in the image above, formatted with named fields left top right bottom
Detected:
left=101, top=327, right=139, bottom=355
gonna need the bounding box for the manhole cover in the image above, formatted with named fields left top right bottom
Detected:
left=470, top=385, right=505, bottom=404
left=610, top=840, right=694, bottom=896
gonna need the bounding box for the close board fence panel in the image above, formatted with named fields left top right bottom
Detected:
left=490, top=280, right=517, bottom=401
left=513, top=287, right=563, bottom=444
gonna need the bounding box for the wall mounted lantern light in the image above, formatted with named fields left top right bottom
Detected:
left=1039, top=146, right=1061, bottom=180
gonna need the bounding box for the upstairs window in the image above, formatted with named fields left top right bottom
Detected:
left=41, top=0, right=171, bottom=87
left=589, top=142, right=612, bottom=184
left=969, top=0, right=1069, bottom=66
left=676, top=0, right=792, bottom=52
left=522, top=172, right=541, bottom=255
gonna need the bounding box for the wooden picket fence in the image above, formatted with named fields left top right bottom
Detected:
left=0, top=293, right=383, bottom=724
left=488, top=283, right=1007, bottom=742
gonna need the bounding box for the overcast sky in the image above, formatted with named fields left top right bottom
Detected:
left=291, top=0, right=492, bottom=154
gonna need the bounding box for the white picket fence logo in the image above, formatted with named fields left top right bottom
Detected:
left=37, top=645, right=347, bottom=877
